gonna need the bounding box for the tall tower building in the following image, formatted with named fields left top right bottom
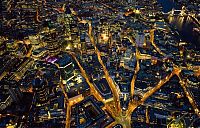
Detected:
left=32, top=77, right=49, bottom=105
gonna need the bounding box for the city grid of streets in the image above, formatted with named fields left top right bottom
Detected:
left=0, top=0, right=200, bottom=128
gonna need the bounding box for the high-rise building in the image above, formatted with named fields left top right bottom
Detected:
left=43, top=31, right=62, bottom=55
left=55, top=54, right=75, bottom=84
left=0, top=80, right=23, bottom=111
left=33, top=78, right=48, bottom=104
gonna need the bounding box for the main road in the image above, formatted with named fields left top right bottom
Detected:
left=67, top=51, right=126, bottom=122
left=87, top=21, right=122, bottom=114
left=69, top=6, right=200, bottom=128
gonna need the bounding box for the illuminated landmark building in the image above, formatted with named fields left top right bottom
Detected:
left=98, top=19, right=111, bottom=44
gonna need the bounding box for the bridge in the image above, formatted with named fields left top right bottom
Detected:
left=163, top=7, right=200, bottom=28
left=188, top=14, right=200, bottom=28
left=162, top=6, right=187, bottom=16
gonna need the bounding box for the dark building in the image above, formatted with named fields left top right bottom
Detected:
left=55, top=53, right=74, bottom=84
left=0, top=80, right=23, bottom=111
left=32, top=77, right=49, bottom=105
left=29, top=74, right=66, bottom=127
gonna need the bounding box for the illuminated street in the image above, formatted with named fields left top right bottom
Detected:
left=0, top=0, right=199, bottom=128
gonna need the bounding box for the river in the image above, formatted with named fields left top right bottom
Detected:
left=158, top=0, right=200, bottom=50
left=157, top=0, right=181, bottom=13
